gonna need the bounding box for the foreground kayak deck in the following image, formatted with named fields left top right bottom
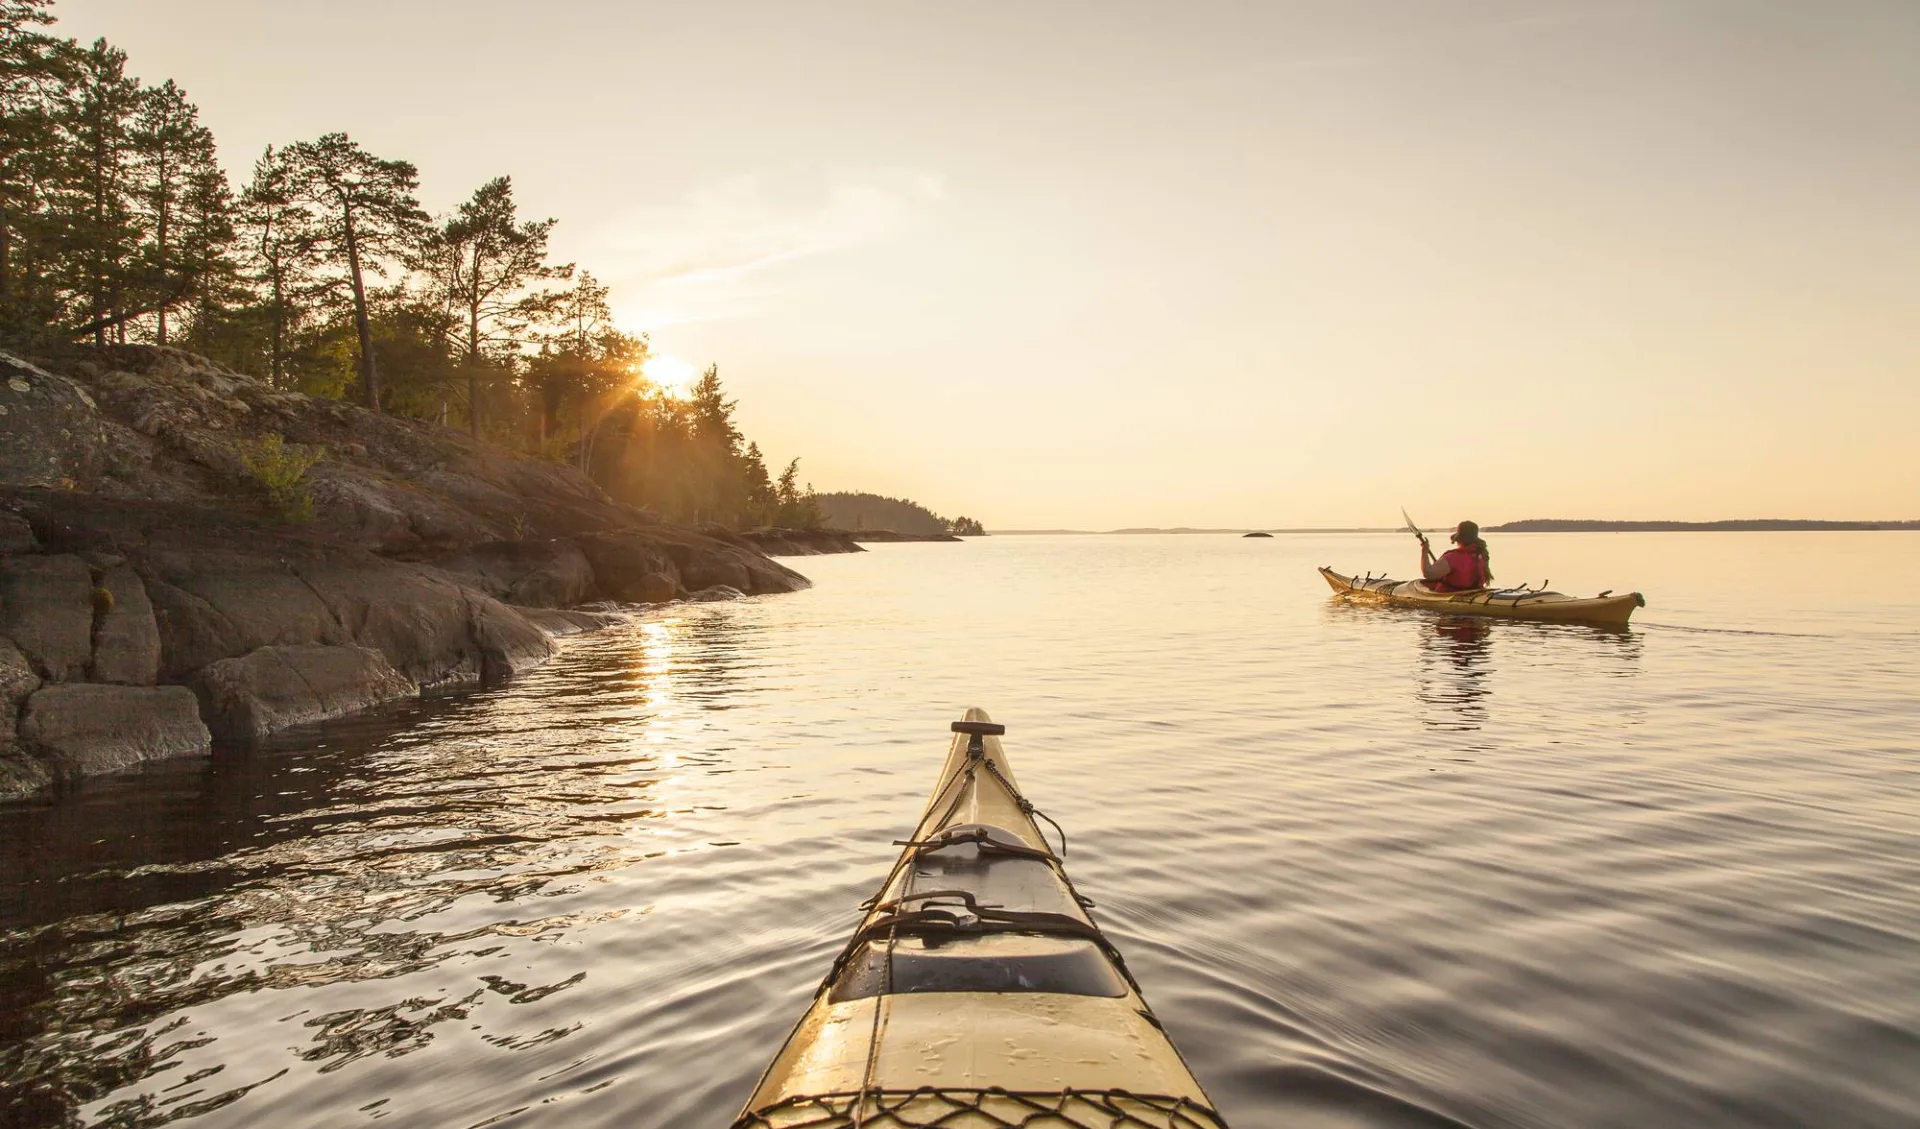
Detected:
left=1321, top=566, right=1645, bottom=626
left=734, top=709, right=1226, bottom=1129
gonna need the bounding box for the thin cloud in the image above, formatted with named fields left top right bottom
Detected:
left=590, top=168, right=947, bottom=327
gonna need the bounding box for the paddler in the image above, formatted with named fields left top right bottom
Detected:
left=1420, top=520, right=1493, bottom=591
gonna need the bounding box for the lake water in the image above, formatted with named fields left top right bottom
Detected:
left=3, top=533, right=1918, bottom=1129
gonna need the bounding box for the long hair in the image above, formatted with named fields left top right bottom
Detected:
left=1456, top=523, right=1493, bottom=584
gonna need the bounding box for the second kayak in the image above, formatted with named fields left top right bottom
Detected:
left=732, top=709, right=1227, bottom=1129
left=1321, top=566, right=1645, bottom=626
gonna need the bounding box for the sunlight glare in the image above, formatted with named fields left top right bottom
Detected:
left=646, top=355, right=698, bottom=399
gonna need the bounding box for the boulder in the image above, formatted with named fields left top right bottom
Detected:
left=0, top=509, right=35, bottom=553
left=90, top=565, right=160, bottom=684
left=467, top=592, right=554, bottom=685
left=282, top=556, right=521, bottom=687
left=571, top=528, right=810, bottom=602
left=144, top=556, right=350, bottom=683
left=0, top=637, right=42, bottom=796
left=433, top=539, right=597, bottom=608
left=657, top=534, right=809, bottom=596
left=680, top=553, right=753, bottom=593
left=572, top=531, right=684, bottom=602
left=0, top=352, right=110, bottom=489
left=193, top=644, right=418, bottom=740
left=686, top=585, right=747, bottom=602
left=0, top=748, right=54, bottom=798
left=633, top=572, right=678, bottom=603
left=18, top=683, right=210, bottom=777
left=0, top=554, right=95, bottom=681
left=0, top=635, right=38, bottom=721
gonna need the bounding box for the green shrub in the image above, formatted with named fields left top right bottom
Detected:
left=234, top=433, right=324, bottom=523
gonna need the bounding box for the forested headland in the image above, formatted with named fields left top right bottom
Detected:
left=0, top=0, right=825, bottom=530
left=813, top=492, right=985, bottom=537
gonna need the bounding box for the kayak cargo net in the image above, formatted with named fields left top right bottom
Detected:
left=733, top=1087, right=1229, bottom=1128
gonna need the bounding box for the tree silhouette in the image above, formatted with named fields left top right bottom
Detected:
left=437, top=175, right=570, bottom=435
left=285, top=132, right=427, bottom=411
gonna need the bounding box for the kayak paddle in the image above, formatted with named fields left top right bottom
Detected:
left=1401, top=507, right=1431, bottom=551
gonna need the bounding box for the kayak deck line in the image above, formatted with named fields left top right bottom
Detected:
left=1320, top=566, right=1646, bottom=626
left=732, top=711, right=1228, bottom=1129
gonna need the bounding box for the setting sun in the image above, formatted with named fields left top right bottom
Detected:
left=645, top=354, right=698, bottom=398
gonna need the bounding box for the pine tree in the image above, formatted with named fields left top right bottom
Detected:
left=285, top=132, right=428, bottom=411
left=439, top=175, right=570, bottom=436
left=129, top=78, right=217, bottom=343
left=531, top=270, right=645, bottom=464
left=741, top=441, right=774, bottom=527
left=176, top=136, right=237, bottom=344
left=237, top=145, right=319, bottom=385
left=686, top=364, right=745, bottom=524
left=0, top=0, right=63, bottom=339
left=60, top=37, right=142, bottom=344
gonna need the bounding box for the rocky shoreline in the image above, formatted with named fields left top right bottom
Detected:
left=734, top=528, right=962, bottom=554
left=0, top=346, right=823, bottom=799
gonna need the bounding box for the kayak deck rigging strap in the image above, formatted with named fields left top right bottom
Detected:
left=849, top=903, right=1121, bottom=958
left=891, top=825, right=1060, bottom=863
left=977, top=752, right=1069, bottom=859
left=735, top=1086, right=1229, bottom=1129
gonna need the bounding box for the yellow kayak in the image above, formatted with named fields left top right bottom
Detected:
left=733, top=709, right=1227, bottom=1129
left=1320, top=566, right=1645, bottom=626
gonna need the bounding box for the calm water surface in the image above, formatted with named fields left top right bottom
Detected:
left=4, top=533, right=1919, bottom=1128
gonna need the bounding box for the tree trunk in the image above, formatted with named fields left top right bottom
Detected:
left=156, top=146, right=171, bottom=345
left=0, top=207, right=12, bottom=315
left=342, top=203, right=380, bottom=412
left=269, top=261, right=285, bottom=387
left=466, top=278, right=482, bottom=437
left=261, top=217, right=284, bottom=386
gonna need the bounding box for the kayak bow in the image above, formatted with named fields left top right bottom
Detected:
left=733, top=709, right=1227, bottom=1129
left=1320, top=566, right=1645, bottom=626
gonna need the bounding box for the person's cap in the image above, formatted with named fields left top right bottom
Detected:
left=1452, top=520, right=1479, bottom=543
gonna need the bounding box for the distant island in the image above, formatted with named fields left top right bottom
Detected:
left=814, top=492, right=986, bottom=537
left=1491, top=519, right=1920, bottom=532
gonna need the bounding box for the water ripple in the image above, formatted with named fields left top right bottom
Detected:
left=3, top=534, right=1919, bottom=1128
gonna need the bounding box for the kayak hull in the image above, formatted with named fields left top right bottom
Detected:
left=733, top=709, right=1226, bottom=1129
left=1320, top=566, right=1645, bottom=626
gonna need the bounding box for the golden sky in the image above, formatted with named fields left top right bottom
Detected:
left=62, top=0, right=1920, bottom=526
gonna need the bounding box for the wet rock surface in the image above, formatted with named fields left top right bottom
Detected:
left=513, top=607, right=624, bottom=636
left=18, top=683, right=210, bottom=778
left=194, top=644, right=418, bottom=740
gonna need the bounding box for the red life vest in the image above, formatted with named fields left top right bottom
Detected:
left=1432, top=546, right=1488, bottom=591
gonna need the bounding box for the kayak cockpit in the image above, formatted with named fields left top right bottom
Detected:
left=830, top=933, right=1128, bottom=1001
